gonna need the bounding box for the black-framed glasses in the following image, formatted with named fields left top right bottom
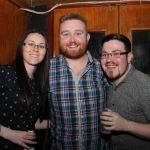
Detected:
left=23, top=41, right=47, bottom=51
left=100, top=51, right=129, bottom=59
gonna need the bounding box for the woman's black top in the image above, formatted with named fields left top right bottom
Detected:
left=0, top=65, right=41, bottom=149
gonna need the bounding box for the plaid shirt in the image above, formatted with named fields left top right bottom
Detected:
left=48, top=51, right=110, bottom=150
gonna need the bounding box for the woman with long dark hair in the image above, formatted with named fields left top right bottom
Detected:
left=0, top=29, right=50, bottom=149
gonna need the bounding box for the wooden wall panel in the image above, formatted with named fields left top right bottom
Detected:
left=47, top=5, right=54, bottom=59
left=119, top=3, right=150, bottom=41
left=119, top=3, right=150, bottom=76
left=48, top=5, right=118, bottom=56
left=0, top=0, right=28, bottom=64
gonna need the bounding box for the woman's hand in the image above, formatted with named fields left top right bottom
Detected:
left=0, top=125, right=37, bottom=149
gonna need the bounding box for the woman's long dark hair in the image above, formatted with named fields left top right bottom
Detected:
left=15, top=29, right=50, bottom=121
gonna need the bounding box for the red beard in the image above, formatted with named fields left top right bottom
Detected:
left=60, top=41, right=88, bottom=59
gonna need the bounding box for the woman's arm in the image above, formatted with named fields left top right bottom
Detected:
left=0, top=124, right=37, bottom=149
left=35, top=119, right=50, bottom=130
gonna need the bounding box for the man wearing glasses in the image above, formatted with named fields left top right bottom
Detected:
left=100, top=33, right=150, bottom=150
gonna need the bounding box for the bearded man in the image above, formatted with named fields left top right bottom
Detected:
left=47, top=12, right=110, bottom=150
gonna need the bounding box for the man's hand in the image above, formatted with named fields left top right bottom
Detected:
left=100, top=108, right=128, bottom=131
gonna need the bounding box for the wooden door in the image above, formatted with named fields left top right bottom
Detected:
left=119, top=2, right=150, bottom=75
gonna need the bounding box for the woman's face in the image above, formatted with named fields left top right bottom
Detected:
left=22, top=33, right=46, bottom=69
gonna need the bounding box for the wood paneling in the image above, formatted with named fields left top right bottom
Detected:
left=0, top=0, right=28, bottom=64
left=119, top=3, right=150, bottom=76
left=119, top=3, right=150, bottom=41
left=47, top=5, right=54, bottom=58
left=48, top=5, right=118, bottom=56
left=9, top=0, right=29, bottom=7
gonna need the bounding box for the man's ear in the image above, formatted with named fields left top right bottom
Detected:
left=127, top=52, right=133, bottom=64
left=87, top=33, right=90, bottom=42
